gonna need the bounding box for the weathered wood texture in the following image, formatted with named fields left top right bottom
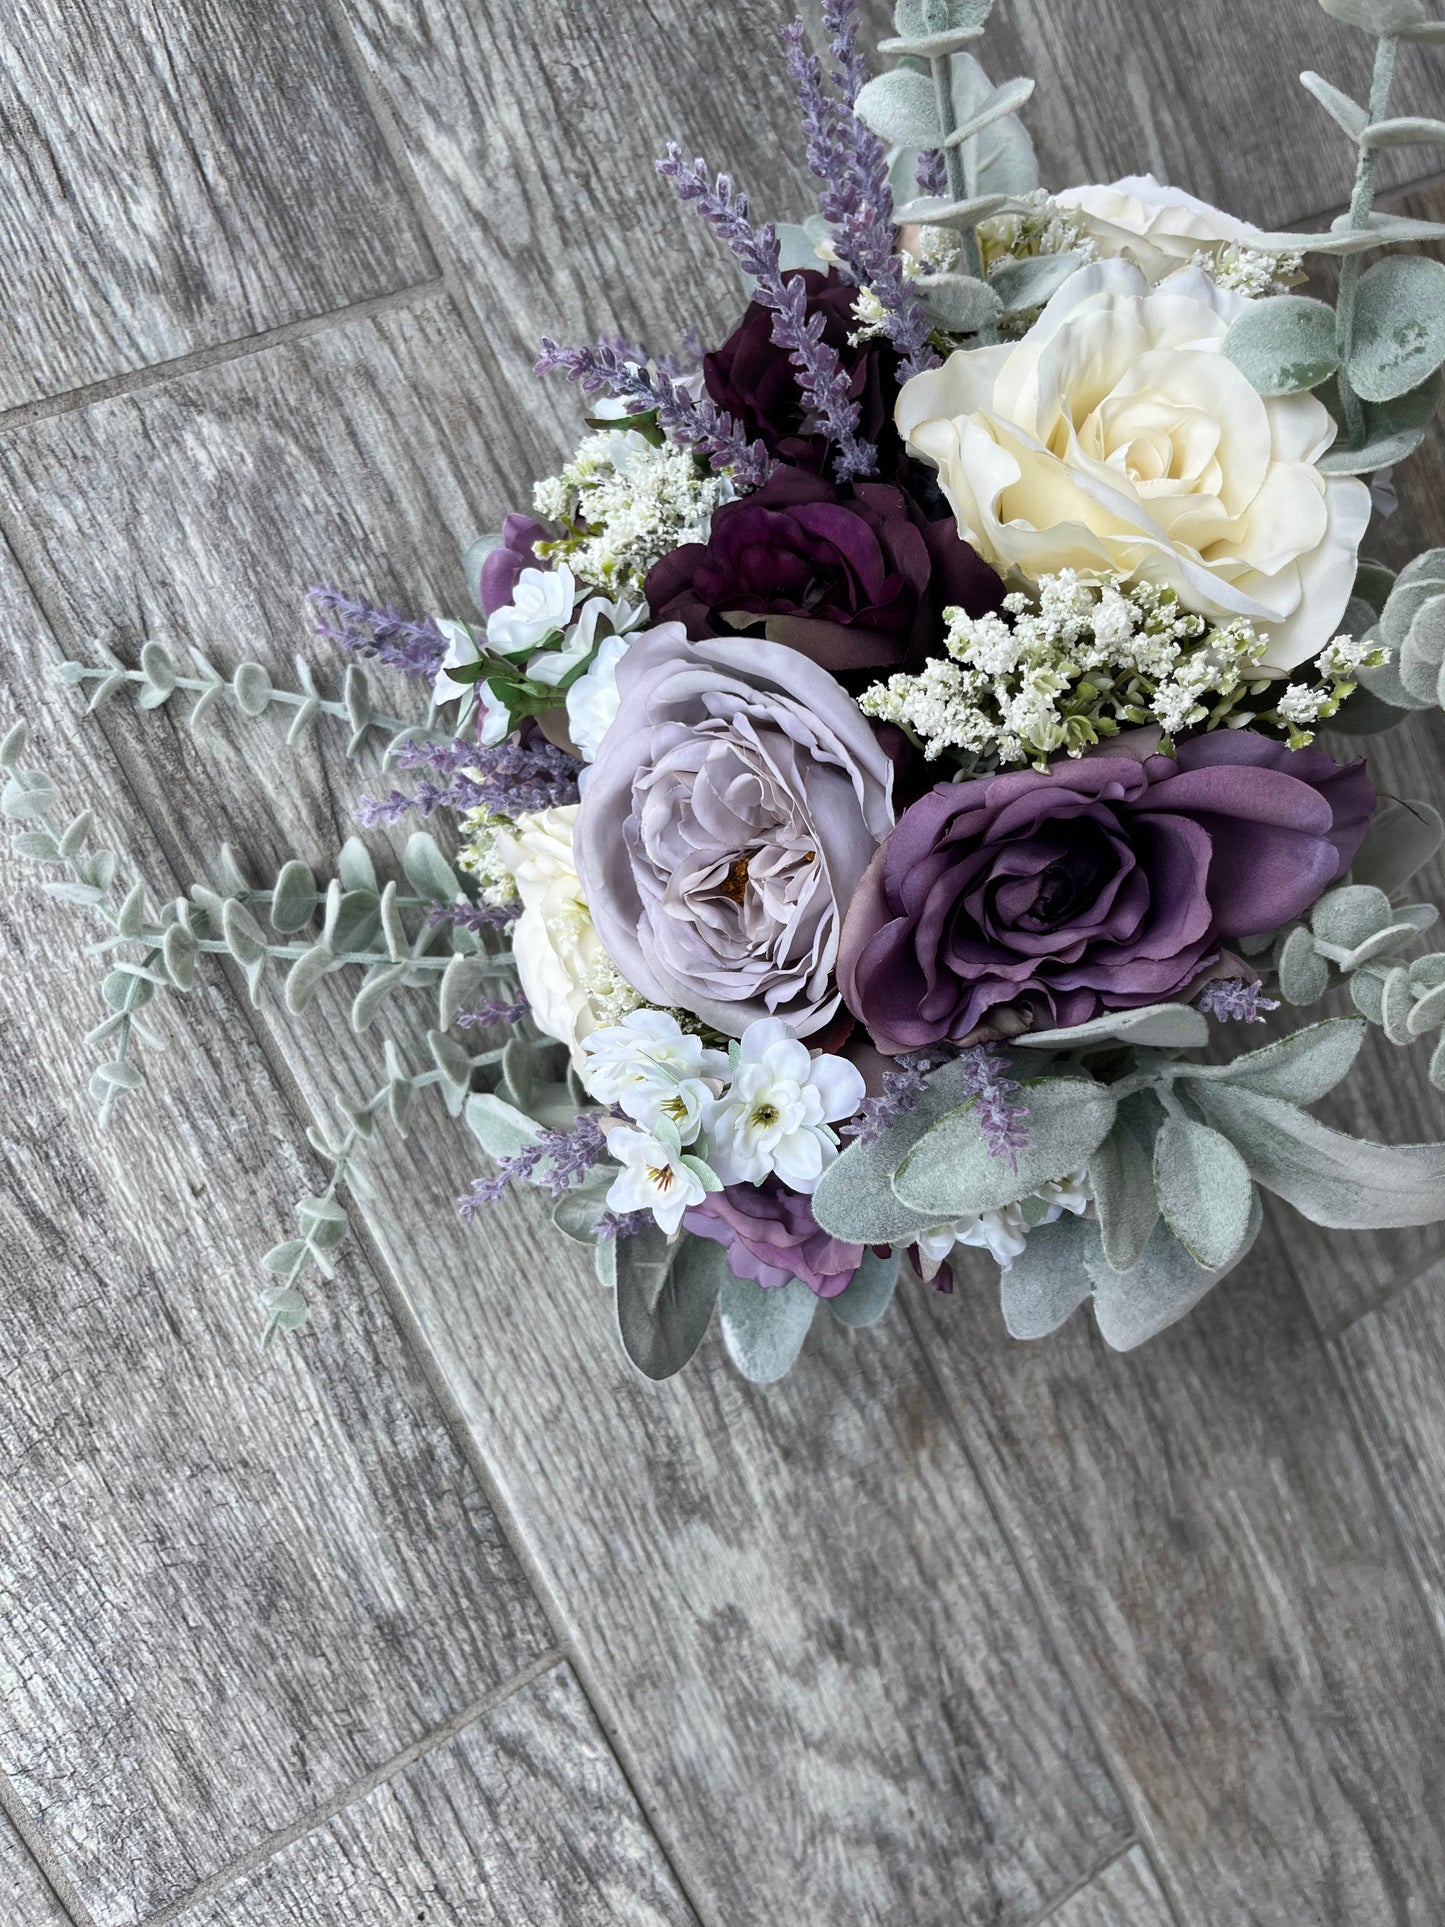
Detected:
left=913, top=1226, right=1445, bottom=1926
left=0, top=305, right=1128, bottom=1926
left=0, top=1808, right=69, bottom=1927
left=1046, top=1848, right=1175, bottom=1927
left=0, top=537, right=555, bottom=1925
left=167, top=1668, right=698, bottom=1927
left=1333, top=1256, right=1445, bottom=1649
left=0, top=0, right=436, bottom=413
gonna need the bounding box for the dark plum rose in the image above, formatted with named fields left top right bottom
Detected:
left=685, top=1179, right=866, bottom=1299
left=704, top=269, right=898, bottom=471
left=839, top=732, right=1375, bottom=1053
left=644, top=465, right=1004, bottom=684
left=479, top=513, right=552, bottom=617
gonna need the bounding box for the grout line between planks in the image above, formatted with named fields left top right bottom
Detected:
left=0, top=281, right=448, bottom=438
left=135, top=1648, right=567, bottom=1926
left=0, top=1764, right=98, bottom=1927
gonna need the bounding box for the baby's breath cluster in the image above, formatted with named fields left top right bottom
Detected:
left=859, top=573, right=1384, bottom=772
left=978, top=191, right=1098, bottom=275
left=533, top=423, right=734, bottom=598
left=1194, top=240, right=1306, bottom=298
left=457, top=806, right=520, bottom=908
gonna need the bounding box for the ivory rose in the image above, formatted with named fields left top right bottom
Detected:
left=492, top=804, right=609, bottom=1059
left=1053, top=175, right=1276, bottom=284
left=895, top=260, right=1372, bottom=671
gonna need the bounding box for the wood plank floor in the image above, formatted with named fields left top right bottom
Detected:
left=0, top=3, right=1442, bottom=1923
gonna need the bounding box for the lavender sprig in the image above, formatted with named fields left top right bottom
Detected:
left=428, top=901, right=520, bottom=933
left=534, top=340, right=772, bottom=488
left=356, top=736, right=580, bottom=830
left=1196, top=978, right=1281, bottom=1024
left=309, top=587, right=448, bottom=681
left=596, top=1208, right=650, bottom=1243
left=458, top=1112, right=610, bottom=1217
left=656, top=145, right=878, bottom=481
left=956, top=1043, right=1030, bottom=1170
left=456, top=997, right=530, bottom=1029
left=916, top=149, right=948, bottom=197
left=842, top=1047, right=951, bottom=1148
left=782, top=12, right=937, bottom=380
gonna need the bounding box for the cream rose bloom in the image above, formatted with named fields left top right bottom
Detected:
left=896, top=261, right=1372, bottom=671
left=493, top=805, right=611, bottom=1060
left=1053, top=174, right=1273, bottom=285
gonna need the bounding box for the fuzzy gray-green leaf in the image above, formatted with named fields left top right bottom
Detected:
left=284, top=941, right=334, bottom=1014
left=1, top=769, right=57, bottom=821
left=1015, top=1002, right=1209, bottom=1052
left=999, top=1214, right=1094, bottom=1340
left=1299, top=70, right=1368, bottom=140
left=1349, top=797, right=1444, bottom=894
left=853, top=68, right=943, bottom=148
left=270, top=859, right=319, bottom=933
left=1184, top=1018, right=1366, bottom=1106
left=1278, top=925, right=1330, bottom=1004
left=350, top=962, right=408, bottom=1033
left=1348, top=256, right=1445, bottom=404
left=719, top=1272, right=815, bottom=1383
left=1223, top=295, right=1340, bottom=396
left=403, top=832, right=461, bottom=905
left=893, top=1077, right=1117, bottom=1219
left=990, top=250, right=1085, bottom=313
left=618, top=1228, right=723, bottom=1381
left=1316, top=0, right=1428, bottom=30
left=828, top=1249, right=900, bottom=1327
left=1318, top=374, right=1442, bottom=474
left=465, top=1091, right=542, bottom=1159
left=1085, top=1203, right=1261, bottom=1352
left=1088, top=1112, right=1159, bottom=1272
left=1154, top=1112, right=1255, bottom=1271
left=337, top=837, right=379, bottom=895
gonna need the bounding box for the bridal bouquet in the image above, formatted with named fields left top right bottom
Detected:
left=9, top=0, right=1445, bottom=1382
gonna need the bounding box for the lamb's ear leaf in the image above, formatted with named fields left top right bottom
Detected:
left=1014, top=1003, right=1208, bottom=1052
left=1316, top=0, right=1430, bottom=36
left=998, top=1214, right=1094, bottom=1341
left=829, top=1249, right=900, bottom=1328
left=1191, top=1083, right=1445, bottom=1229
left=1084, top=1203, right=1262, bottom=1353
left=720, top=1274, right=817, bottom=1383
left=552, top=1174, right=617, bottom=1245
left=893, top=1078, right=1117, bottom=1219
left=1177, top=1018, right=1366, bottom=1107
left=1089, top=1110, right=1159, bottom=1273
left=1348, top=797, right=1445, bottom=893
left=465, top=1092, right=542, bottom=1159
left=989, top=250, right=1087, bottom=313
left=1222, top=295, right=1341, bottom=397
left=1153, top=1114, right=1256, bottom=1272
left=853, top=68, right=943, bottom=148
left=951, top=52, right=1039, bottom=195
left=616, top=1228, right=721, bottom=1382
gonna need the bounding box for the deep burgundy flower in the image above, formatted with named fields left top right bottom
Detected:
left=643, top=465, right=1003, bottom=684
left=839, top=731, right=1375, bottom=1054
left=703, top=269, right=898, bottom=472
left=685, top=1178, right=866, bottom=1299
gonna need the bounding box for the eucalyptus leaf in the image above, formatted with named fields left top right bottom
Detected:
left=337, top=837, right=379, bottom=895
left=161, top=923, right=199, bottom=991
left=1223, top=296, right=1340, bottom=396
left=403, top=832, right=461, bottom=905
left=1360, top=115, right=1445, bottom=151
left=270, top=859, right=319, bottom=933
left=465, top=1091, right=542, bottom=1159
left=439, top=953, right=493, bottom=1031
left=231, top=662, right=272, bottom=717
left=990, top=250, right=1086, bottom=312
left=1310, top=883, right=1391, bottom=949
left=463, top=535, right=504, bottom=613
left=1181, top=1018, right=1366, bottom=1106
left=617, top=1227, right=723, bottom=1381
left=828, top=1249, right=900, bottom=1327
left=854, top=68, right=942, bottom=148
left=1318, top=374, right=1442, bottom=475
left=284, top=941, right=334, bottom=1014
left=1277, top=924, right=1330, bottom=1004
left=552, top=1174, right=617, bottom=1245
left=1299, top=70, right=1368, bottom=140
left=943, top=76, right=1035, bottom=150
left=1316, top=0, right=1428, bottom=32
left=951, top=53, right=1039, bottom=195
left=1348, top=256, right=1445, bottom=403
left=297, top=1194, right=348, bottom=1249
left=1355, top=652, right=1432, bottom=712
left=1085, top=1204, right=1262, bottom=1353
left=916, top=272, right=1002, bottom=332
left=1014, top=1002, right=1209, bottom=1052
left=775, top=224, right=821, bottom=273
left=1191, top=1083, right=1445, bottom=1228
left=998, top=1214, right=1094, bottom=1340
left=350, top=962, right=409, bottom=1032
left=1153, top=1112, right=1255, bottom=1271
left=1088, top=1113, right=1159, bottom=1272
left=1, top=770, right=57, bottom=820
left=893, top=1077, right=1117, bottom=1219
left=0, top=722, right=27, bottom=768
left=719, top=1272, right=816, bottom=1383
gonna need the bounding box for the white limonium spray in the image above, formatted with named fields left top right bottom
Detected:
left=704, top=1018, right=866, bottom=1195
left=581, top=1009, right=730, bottom=1146
left=914, top=1171, right=1093, bottom=1279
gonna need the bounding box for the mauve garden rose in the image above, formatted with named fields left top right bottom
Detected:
left=704, top=268, right=899, bottom=471
left=573, top=625, right=894, bottom=1038
left=685, top=1179, right=867, bottom=1298
left=839, top=731, right=1374, bottom=1053
left=644, top=465, right=1004, bottom=684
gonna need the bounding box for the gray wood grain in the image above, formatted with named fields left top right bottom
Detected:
left=0, top=303, right=1127, bottom=1925
left=0, top=0, right=434, bottom=410
left=0, top=1808, right=69, bottom=1927
left=1047, top=1849, right=1174, bottom=1927
left=167, top=1667, right=696, bottom=1927
left=0, top=537, right=555, bottom=1926
left=1332, top=1257, right=1445, bottom=1647
left=913, top=1223, right=1445, bottom=1926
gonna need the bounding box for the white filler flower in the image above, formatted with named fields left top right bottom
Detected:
left=581, top=1009, right=729, bottom=1144
left=604, top=1124, right=709, bottom=1235
left=705, top=1018, right=866, bottom=1194
left=914, top=1171, right=1093, bottom=1276
left=492, top=804, right=609, bottom=1061
left=896, top=259, right=1371, bottom=672
left=486, top=563, right=577, bottom=657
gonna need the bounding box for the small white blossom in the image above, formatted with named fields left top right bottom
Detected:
left=915, top=1171, right=1093, bottom=1276
left=566, top=629, right=632, bottom=762
left=486, top=564, right=577, bottom=657
left=604, top=1125, right=710, bottom=1237
left=581, top=1010, right=729, bottom=1145
left=704, top=1018, right=866, bottom=1195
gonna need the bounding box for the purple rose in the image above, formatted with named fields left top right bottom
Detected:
left=644, top=466, right=1004, bottom=684
left=703, top=269, right=899, bottom=472
left=480, top=513, right=552, bottom=617
left=839, top=731, right=1375, bottom=1053
left=573, top=626, right=894, bottom=1038
left=685, top=1179, right=866, bottom=1298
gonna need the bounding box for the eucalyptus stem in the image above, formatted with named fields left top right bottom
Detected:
left=930, top=53, right=987, bottom=288
left=1335, top=33, right=1399, bottom=446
